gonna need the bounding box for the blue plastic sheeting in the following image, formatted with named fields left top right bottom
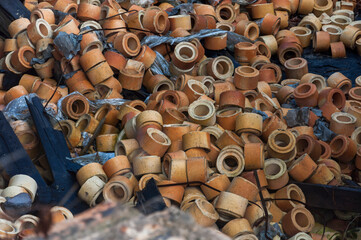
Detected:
left=53, top=32, right=83, bottom=60
left=142, top=29, right=229, bottom=48
left=150, top=51, right=171, bottom=77
left=166, top=3, right=193, bottom=16
left=3, top=193, right=32, bottom=219
left=302, top=47, right=361, bottom=85
left=68, top=152, right=115, bottom=171
left=252, top=109, right=269, bottom=121
left=313, top=119, right=337, bottom=142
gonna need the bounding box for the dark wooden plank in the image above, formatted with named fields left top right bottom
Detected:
left=295, top=182, right=361, bottom=213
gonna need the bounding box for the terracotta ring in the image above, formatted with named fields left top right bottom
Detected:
left=61, top=94, right=89, bottom=120
left=186, top=198, right=219, bottom=227
left=138, top=128, right=171, bottom=157
left=86, top=61, right=114, bottom=85
left=254, top=41, right=271, bottom=59
left=77, top=3, right=101, bottom=21
left=215, top=191, right=248, bottom=220
left=79, top=48, right=106, bottom=72
left=215, top=4, right=236, bottom=23
left=293, top=83, right=318, bottom=107
left=172, top=42, right=198, bottom=70
left=75, top=114, right=99, bottom=134
left=76, top=162, right=108, bottom=186
left=250, top=55, right=271, bottom=69
left=284, top=57, right=308, bottom=80
left=193, top=3, right=216, bottom=16
left=182, top=131, right=211, bottom=151
left=30, top=8, right=55, bottom=25
left=282, top=206, right=315, bottom=236
left=260, top=13, right=281, bottom=36
left=133, top=155, right=162, bottom=177
left=260, top=63, right=282, bottom=83
left=113, top=32, right=141, bottom=57
left=102, top=175, right=133, bottom=203
left=306, top=163, right=334, bottom=185
left=288, top=153, right=318, bottom=181
left=329, top=112, right=356, bottom=136
left=188, top=100, right=216, bottom=127
left=290, top=26, right=312, bottom=48
left=219, top=91, right=245, bottom=109
left=53, top=0, right=78, bottom=14
left=264, top=158, right=289, bottom=190
left=330, top=15, right=352, bottom=29
left=182, top=79, right=209, bottom=103
left=8, top=18, right=31, bottom=38
left=8, top=174, right=37, bottom=202
left=118, top=59, right=145, bottom=91
left=277, top=42, right=302, bottom=65
left=234, top=42, right=257, bottom=66
left=299, top=73, right=326, bottom=92
left=313, top=0, right=333, bottom=16
left=267, top=129, right=297, bottom=164
left=216, top=145, right=245, bottom=177
left=235, top=20, right=259, bottom=41
left=243, top=142, right=264, bottom=170
left=142, top=9, right=168, bottom=33
left=340, top=25, right=361, bottom=49
left=322, top=24, right=343, bottom=42
left=259, top=35, right=278, bottom=55
left=134, top=45, right=157, bottom=69
left=327, top=72, right=352, bottom=94
left=78, top=176, right=105, bottom=207
left=10, top=46, right=36, bottom=73
left=80, top=32, right=103, bottom=55
left=4, top=85, right=28, bottom=104
left=250, top=3, right=275, bottom=19
left=204, top=34, right=228, bottom=51
left=235, top=112, right=263, bottom=136
left=275, top=183, right=306, bottom=212
left=168, top=15, right=192, bottom=31
left=26, top=19, right=53, bottom=45
left=54, top=120, right=81, bottom=148
left=298, top=14, right=322, bottom=33
left=200, top=174, right=230, bottom=201
left=227, top=176, right=259, bottom=202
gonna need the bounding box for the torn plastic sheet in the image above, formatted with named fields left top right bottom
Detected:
left=67, top=152, right=115, bottom=169
left=227, top=32, right=253, bottom=52
left=3, top=193, right=32, bottom=219
left=256, top=222, right=287, bottom=240
left=284, top=107, right=310, bottom=127
left=252, top=109, right=269, bottom=121
left=141, top=29, right=251, bottom=53
left=3, top=94, right=57, bottom=121
left=53, top=31, right=82, bottom=60
left=90, top=98, right=129, bottom=109
left=53, top=10, right=76, bottom=25
left=282, top=98, right=298, bottom=109
left=150, top=51, right=171, bottom=77
left=55, top=91, right=129, bottom=121
left=141, top=29, right=229, bottom=48
left=311, top=107, right=322, bottom=117
left=81, top=132, right=92, bottom=148
left=313, top=119, right=337, bottom=142
left=166, top=3, right=193, bottom=16
left=232, top=0, right=258, bottom=6
left=80, top=26, right=112, bottom=52
left=0, top=70, right=22, bottom=91
left=30, top=45, right=54, bottom=65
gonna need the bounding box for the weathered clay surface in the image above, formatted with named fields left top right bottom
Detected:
left=26, top=202, right=230, bottom=240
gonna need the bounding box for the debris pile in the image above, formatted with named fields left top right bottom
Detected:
left=0, top=0, right=360, bottom=239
